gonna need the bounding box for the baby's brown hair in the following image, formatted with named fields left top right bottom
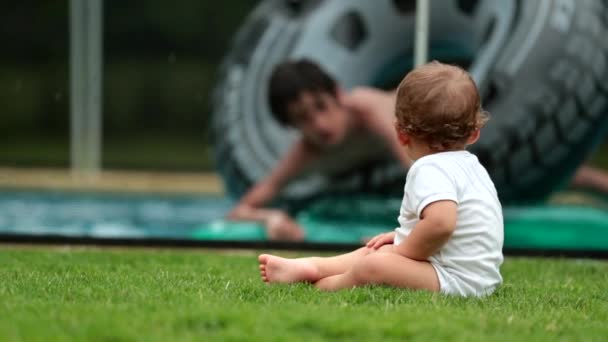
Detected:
left=395, top=61, right=488, bottom=151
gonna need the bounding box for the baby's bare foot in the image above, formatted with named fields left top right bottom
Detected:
left=258, top=254, right=319, bottom=284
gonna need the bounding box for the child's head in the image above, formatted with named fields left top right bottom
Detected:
left=268, top=59, right=350, bottom=146
left=395, top=61, right=488, bottom=156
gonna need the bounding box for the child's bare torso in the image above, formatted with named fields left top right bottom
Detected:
left=306, top=87, right=398, bottom=175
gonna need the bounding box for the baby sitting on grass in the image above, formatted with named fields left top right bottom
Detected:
left=258, top=61, right=504, bottom=297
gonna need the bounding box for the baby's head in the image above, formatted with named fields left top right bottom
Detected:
left=395, top=61, right=488, bottom=157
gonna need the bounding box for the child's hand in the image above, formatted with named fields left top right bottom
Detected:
left=366, top=231, right=396, bottom=249
left=226, top=205, right=252, bottom=220
left=265, top=211, right=305, bottom=241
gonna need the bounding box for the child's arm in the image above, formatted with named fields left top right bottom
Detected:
left=394, top=200, right=457, bottom=261
left=227, top=139, right=319, bottom=241
left=228, top=138, right=319, bottom=219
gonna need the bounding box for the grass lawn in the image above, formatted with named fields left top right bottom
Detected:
left=1, top=248, right=607, bottom=341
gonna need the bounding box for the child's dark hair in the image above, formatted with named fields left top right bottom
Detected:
left=268, top=59, right=337, bottom=125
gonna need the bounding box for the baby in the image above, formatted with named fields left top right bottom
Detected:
left=258, top=61, right=504, bottom=297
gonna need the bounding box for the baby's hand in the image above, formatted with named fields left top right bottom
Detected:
left=365, top=231, right=396, bottom=249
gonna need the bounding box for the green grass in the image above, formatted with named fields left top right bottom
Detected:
left=1, top=248, right=607, bottom=341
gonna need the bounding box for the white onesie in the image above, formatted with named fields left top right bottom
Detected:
left=394, top=150, right=504, bottom=297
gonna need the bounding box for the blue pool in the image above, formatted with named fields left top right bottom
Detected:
left=2, top=189, right=608, bottom=256
left=0, top=190, right=235, bottom=240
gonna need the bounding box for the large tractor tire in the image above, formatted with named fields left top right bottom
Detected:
left=211, top=0, right=608, bottom=205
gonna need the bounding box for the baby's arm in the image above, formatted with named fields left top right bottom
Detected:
left=394, top=200, right=457, bottom=261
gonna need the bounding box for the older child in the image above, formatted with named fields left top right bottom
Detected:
left=258, top=61, right=504, bottom=297
left=228, top=59, right=412, bottom=240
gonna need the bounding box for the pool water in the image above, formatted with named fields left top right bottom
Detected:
left=0, top=190, right=234, bottom=239
left=1, top=189, right=608, bottom=253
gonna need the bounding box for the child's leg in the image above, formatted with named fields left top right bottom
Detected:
left=259, top=247, right=373, bottom=284
left=314, top=250, right=440, bottom=292
left=571, top=165, right=608, bottom=193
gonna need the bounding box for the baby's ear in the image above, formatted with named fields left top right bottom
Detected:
left=395, top=123, right=410, bottom=146
left=467, top=129, right=481, bottom=145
